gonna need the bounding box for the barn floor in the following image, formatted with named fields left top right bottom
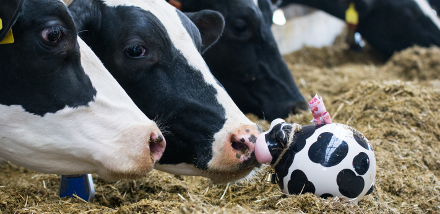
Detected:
left=1, top=37, right=439, bottom=213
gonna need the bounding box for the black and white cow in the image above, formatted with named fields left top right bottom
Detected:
left=166, top=0, right=308, bottom=121
left=68, top=0, right=261, bottom=183
left=280, top=0, right=440, bottom=57
left=0, top=0, right=166, bottom=181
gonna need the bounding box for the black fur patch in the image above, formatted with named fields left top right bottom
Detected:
left=170, top=0, right=308, bottom=120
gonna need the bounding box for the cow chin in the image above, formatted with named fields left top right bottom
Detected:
left=206, top=154, right=261, bottom=184
left=203, top=152, right=260, bottom=183
left=204, top=168, right=257, bottom=184
left=98, top=164, right=155, bottom=181
left=96, top=149, right=155, bottom=181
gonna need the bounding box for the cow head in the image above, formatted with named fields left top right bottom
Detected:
left=280, top=0, right=440, bottom=57
left=69, top=0, right=261, bottom=183
left=353, top=0, right=440, bottom=57
left=0, top=0, right=166, bottom=181
left=168, top=0, right=308, bottom=121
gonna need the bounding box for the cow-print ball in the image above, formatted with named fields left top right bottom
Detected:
left=278, top=123, right=376, bottom=203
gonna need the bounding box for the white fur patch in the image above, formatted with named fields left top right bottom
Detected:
left=414, top=0, right=440, bottom=30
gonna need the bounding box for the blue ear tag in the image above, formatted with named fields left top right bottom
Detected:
left=59, top=174, right=95, bottom=202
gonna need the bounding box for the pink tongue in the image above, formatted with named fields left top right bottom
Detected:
left=255, top=133, right=273, bottom=165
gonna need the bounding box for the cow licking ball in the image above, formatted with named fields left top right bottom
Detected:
left=255, top=119, right=376, bottom=203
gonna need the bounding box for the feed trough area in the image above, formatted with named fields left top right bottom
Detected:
left=1, top=37, right=439, bottom=213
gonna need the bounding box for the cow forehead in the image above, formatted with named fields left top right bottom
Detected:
left=413, top=0, right=440, bottom=30
left=17, top=0, right=77, bottom=31
left=222, top=0, right=262, bottom=21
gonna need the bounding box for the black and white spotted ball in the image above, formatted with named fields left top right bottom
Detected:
left=255, top=119, right=376, bottom=203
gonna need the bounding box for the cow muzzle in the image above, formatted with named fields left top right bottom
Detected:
left=149, top=131, right=166, bottom=162
left=208, top=124, right=260, bottom=182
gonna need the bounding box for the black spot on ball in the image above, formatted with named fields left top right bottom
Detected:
left=353, top=131, right=371, bottom=150
left=353, top=152, right=370, bottom=175
left=337, top=169, right=365, bottom=198
left=308, top=132, right=348, bottom=167
left=366, top=184, right=374, bottom=195
left=287, top=170, right=316, bottom=195
left=275, top=124, right=317, bottom=189
left=290, top=124, right=317, bottom=153
left=320, top=193, right=333, bottom=199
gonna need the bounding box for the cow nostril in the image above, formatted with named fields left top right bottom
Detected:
left=231, top=136, right=249, bottom=154
left=149, top=132, right=166, bottom=162
left=231, top=141, right=249, bottom=154
left=151, top=133, right=164, bottom=144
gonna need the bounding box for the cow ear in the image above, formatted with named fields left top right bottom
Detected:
left=68, top=0, right=101, bottom=37
left=0, top=0, right=24, bottom=42
left=185, top=10, right=225, bottom=53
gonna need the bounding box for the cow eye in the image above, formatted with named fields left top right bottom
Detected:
left=41, top=26, right=64, bottom=43
left=233, top=19, right=248, bottom=33
left=125, top=45, right=146, bottom=58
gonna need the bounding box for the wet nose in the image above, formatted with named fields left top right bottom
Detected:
left=229, top=129, right=258, bottom=161
left=149, top=131, right=166, bottom=162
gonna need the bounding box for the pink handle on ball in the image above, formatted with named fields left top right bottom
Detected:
left=309, top=94, right=332, bottom=125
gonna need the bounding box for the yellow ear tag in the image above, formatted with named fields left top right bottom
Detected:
left=0, top=29, right=14, bottom=45
left=345, top=2, right=359, bottom=25
left=0, top=17, right=15, bottom=44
